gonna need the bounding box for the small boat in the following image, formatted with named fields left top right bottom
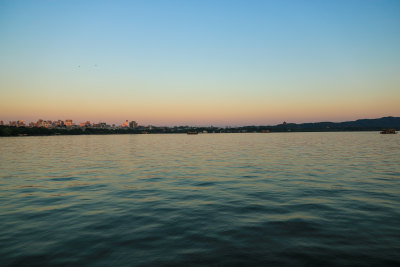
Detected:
left=187, top=131, right=198, bottom=135
left=380, top=129, right=397, bottom=134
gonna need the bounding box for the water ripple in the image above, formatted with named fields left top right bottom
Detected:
left=0, top=133, right=399, bottom=266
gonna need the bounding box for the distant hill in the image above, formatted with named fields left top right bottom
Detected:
left=339, top=117, right=400, bottom=128
left=275, top=116, right=400, bottom=131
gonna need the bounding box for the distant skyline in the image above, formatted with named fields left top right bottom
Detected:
left=1, top=115, right=399, bottom=128
left=1, top=0, right=399, bottom=126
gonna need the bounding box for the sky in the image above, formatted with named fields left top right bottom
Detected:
left=1, top=0, right=399, bottom=126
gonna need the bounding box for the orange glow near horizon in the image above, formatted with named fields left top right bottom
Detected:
left=1, top=91, right=399, bottom=126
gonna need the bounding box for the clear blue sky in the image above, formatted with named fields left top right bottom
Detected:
left=1, top=0, right=399, bottom=126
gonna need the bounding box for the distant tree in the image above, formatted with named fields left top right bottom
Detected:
left=0, top=126, right=12, bottom=136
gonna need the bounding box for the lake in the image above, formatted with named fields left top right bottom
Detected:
left=0, top=132, right=399, bottom=266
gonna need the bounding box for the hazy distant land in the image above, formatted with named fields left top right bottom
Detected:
left=1, top=117, right=399, bottom=137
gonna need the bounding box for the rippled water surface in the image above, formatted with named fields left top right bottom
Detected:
left=1, top=132, right=399, bottom=266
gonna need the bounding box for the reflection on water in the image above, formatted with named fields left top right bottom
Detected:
left=1, top=132, right=400, bottom=266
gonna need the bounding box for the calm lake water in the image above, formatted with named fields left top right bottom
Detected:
left=1, top=132, right=399, bottom=266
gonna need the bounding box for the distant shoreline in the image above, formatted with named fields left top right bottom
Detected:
left=0, top=127, right=397, bottom=138
left=1, top=116, right=399, bottom=137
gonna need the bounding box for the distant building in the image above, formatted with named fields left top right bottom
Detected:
left=93, top=122, right=107, bottom=128
left=17, top=120, right=26, bottom=127
left=129, top=121, right=138, bottom=128
left=0, top=120, right=4, bottom=126
left=65, top=119, right=73, bottom=127
left=36, top=119, right=45, bottom=127
left=80, top=121, right=91, bottom=127
left=122, top=120, right=129, bottom=127
left=55, top=120, right=65, bottom=127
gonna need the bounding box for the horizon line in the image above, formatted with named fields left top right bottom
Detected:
left=1, top=116, right=397, bottom=128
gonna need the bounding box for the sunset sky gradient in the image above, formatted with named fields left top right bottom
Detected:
left=1, top=0, right=399, bottom=126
